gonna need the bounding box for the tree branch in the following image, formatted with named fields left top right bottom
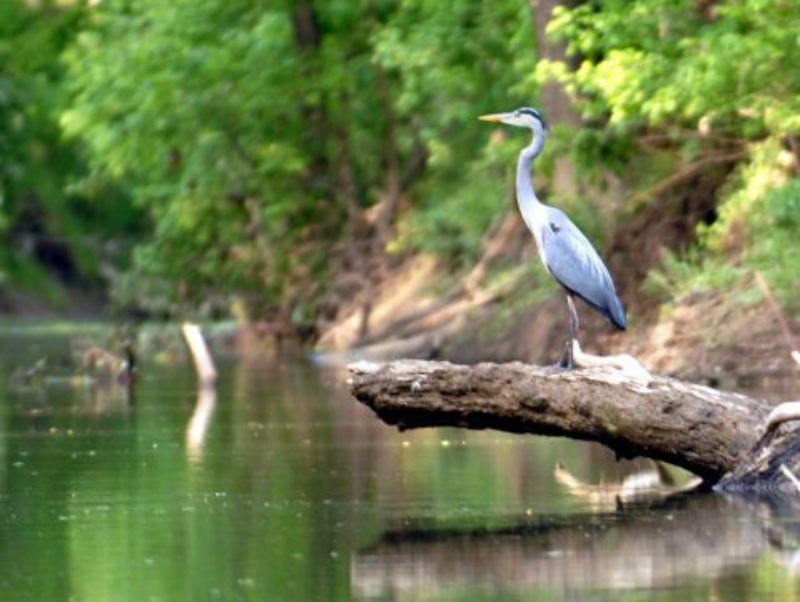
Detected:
left=348, top=359, right=770, bottom=484
left=629, top=151, right=746, bottom=206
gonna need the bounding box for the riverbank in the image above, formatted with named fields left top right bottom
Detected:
left=311, top=245, right=798, bottom=389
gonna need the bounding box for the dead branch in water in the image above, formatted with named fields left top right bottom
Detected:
left=347, top=358, right=800, bottom=489
left=182, top=322, right=217, bottom=387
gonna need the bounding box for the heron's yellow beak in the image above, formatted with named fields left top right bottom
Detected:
left=478, top=113, right=504, bottom=122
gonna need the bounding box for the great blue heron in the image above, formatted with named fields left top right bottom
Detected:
left=480, top=107, right=626, bottom=368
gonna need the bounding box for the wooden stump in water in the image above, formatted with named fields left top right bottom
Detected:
left=347, top=359, right=799, bottom=490
left=182, top=322, right=217, bottom=387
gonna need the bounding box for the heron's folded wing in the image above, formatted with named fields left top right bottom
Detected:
left=543, top=222, right=626, bottom=329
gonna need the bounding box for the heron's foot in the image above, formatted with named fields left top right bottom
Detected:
left=556, top=340, right=575, bottom=371
left=544, top=362, right=572, bottom=374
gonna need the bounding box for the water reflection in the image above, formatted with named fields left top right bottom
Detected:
left=0, top=327, right=797, bottom=601
left=186, top=387, right=216, bottom=460
left=552, top=461, right=702, bottom=509
left=354, top=494, right=800, bottom=600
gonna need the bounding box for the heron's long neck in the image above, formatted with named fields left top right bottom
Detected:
left=516, top=135, right=546, bottom=230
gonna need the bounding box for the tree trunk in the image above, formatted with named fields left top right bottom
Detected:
left=529, top=0, right=582, bottom=198
left=347, top=359, right=800, bottom=489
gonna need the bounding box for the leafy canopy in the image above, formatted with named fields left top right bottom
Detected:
left=542, top=0, right=800, bottom=306
left=61, top=0, right=540, bottom=315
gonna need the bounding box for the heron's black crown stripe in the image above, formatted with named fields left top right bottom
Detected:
left=518, top=107, right=549, bottom=131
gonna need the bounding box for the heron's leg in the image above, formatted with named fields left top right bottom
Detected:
left=559, top=294, right=580, bottom=369
left=567, top=294, right=580, bottom=336
left=559, top=341, right=574, bottom=370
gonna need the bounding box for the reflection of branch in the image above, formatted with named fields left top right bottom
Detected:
left=554, top=461, right=702, bottom=509
left=353, top=495, right=797, bottom=599
left=187, top=386, right=217, bottom=460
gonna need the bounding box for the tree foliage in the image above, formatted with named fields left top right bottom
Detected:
left=542, top=0, right=800, bottom=307
left=374, top=1, right=538, bottom=264
left=2, top=0, right=799, bottom=325
left=545, top=0, right=800, bottom=132
left=0, top=1, right=79, bottom=228
left=62, top=0, right=309, bottom=314
left=0, top=0, right=141, bottom=302
left=60, top=0, right=539, bottom=317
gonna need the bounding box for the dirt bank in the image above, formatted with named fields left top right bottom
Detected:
left=313, top=163, right=799, bottom=389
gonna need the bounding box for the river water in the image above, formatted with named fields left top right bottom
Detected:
left=0, top=324, right=798, bottom=601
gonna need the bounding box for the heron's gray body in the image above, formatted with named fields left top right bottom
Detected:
left=533, top=204, right=626, bottom=329
left=481, top=106, right=626, bottom=366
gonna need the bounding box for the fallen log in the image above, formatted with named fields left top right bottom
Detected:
left=347, top=358, right=800, bottom=489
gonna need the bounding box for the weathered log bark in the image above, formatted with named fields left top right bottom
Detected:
left=347, top=359, right=800, bottom=488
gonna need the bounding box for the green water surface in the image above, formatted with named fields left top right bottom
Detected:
left=0, top=325, right=797, bottom=602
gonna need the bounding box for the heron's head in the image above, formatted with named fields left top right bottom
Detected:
left=479, top=107, right=549, bottom=134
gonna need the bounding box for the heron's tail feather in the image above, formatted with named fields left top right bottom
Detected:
left=607, top=294, right=627, bottom=331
